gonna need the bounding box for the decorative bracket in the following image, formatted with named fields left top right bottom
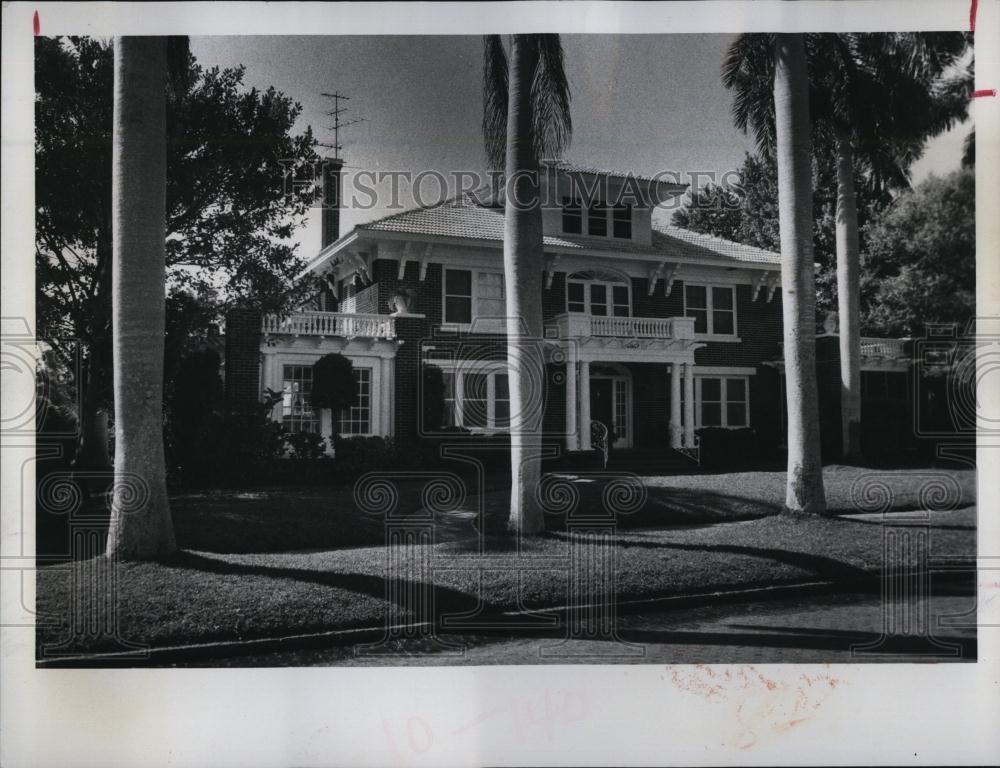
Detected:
left=647, top=261, right=667, bottom=296
left=323, top=273, right=338, bottom=300
left=348, top=250, right=372, bottom=284
left=752, top=271, right=769, bottom=301
left=766, top=274, right=781, bottom=303
left=664, top=264, right=680, bottom=297
left=545, top=254, right=560, bottom=289
left=397, top=241, right=411, bottom=280
left=419, top=243, right=432, bottom=281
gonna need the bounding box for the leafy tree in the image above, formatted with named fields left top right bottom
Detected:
left=861, top=169, right=975, bottom=337
left=35, top=36, right=320, bottom=471
left=483, top=34, right=572, bottom=535
left=674, top=151, right=885, bottom=322
left=311, top=353, right=357, bottom=446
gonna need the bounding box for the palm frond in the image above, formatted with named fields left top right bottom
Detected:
left=482, top=34, right=509, bottom=171
left=530, top=34, right=572, bottom=160
left=722, top=33, right=776, bottom=153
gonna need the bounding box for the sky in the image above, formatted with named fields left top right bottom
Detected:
left=191, top=34, right=970, bottom=258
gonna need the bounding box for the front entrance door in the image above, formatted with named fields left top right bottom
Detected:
left=589, top=371, right=632, bottom=448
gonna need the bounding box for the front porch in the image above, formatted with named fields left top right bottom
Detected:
left=547, top=313, right=705, bottom=457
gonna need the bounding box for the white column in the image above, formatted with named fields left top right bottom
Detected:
left=683, top=362, right=696, bottom=448
left=669, top=362, right=682, bottom=449
left=565, top=346, right=578, bottom=450
left=379, top=356, right=392, bottom=437
left=579, top=359, right=591, bottom=451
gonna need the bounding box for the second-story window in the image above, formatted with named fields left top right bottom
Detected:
left=444, top=269, right=472, bottom=324
left=443, top=269, right=506, bottom=327
left=684, top=284, right=737, bottom=336
left=566, top=271, right=631, bottom=317
left=562, top=197, right=583, bottom=234
left=612, top=203, right=632, bottom=239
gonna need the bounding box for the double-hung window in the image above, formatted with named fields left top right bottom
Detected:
left=337, top=368, right=371, bottom=435
left=443, top=269, right=506, bottom=328
left=444, top=269, right=473, bottom=325
left=282, top=365, right=319, bottom=434
left=612, top=203, right=632, bottom=239
left=566, top=279, right=631, bottom=317
left=440, top=366, right=510, bottom=432
left=695, top=376, right=749, bottom=428
left=562, top=197, right=583, bottom=234
left=587, top=200, right=608, bottom=236
left=684, top=284, right=737, bottom=337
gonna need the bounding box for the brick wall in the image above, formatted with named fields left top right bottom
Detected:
left=224, top=307, right=263, bottom=413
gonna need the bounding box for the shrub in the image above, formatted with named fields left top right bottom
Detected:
left=311, top=354, right=355, bottom=412
left=285, top=430, right=328, bottom=460
left=696, top=427, right=758, bottom=469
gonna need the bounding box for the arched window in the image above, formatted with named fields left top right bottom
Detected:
left=566, top=269, right=631, bottom=317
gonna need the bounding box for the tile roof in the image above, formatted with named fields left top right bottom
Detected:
left=355, top=194, right=780, bottom=266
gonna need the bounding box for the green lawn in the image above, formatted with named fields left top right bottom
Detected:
left=35, top=466, right=976, bottom=657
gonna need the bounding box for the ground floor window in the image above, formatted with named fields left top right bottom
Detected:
left=282, top=364, right=319, bottom=433
left=441, top=366, right=510, bottom=432
left=683, top=375, right=749, bottom=428
left=337, top=367, right=372, bottom=435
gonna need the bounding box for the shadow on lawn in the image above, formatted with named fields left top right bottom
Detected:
left=173, top=482, right=780, bottom=555
left=165, top=551, right=495, bottom=618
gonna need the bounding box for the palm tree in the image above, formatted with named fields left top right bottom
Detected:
left=106, top=36, right=177, bottom=559
left=483, top=35, right=571, bottom=534
left=725, top=33, right=970, bottom=461
left=771, top=34, right=827, bottom=514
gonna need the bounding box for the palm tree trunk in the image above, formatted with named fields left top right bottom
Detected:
left=504, top=35, right=545, bottom=535
left=106, top=36, right=177, bottom=559
left=773, top=34, right=826, bottom=515
left=834, top=129, right=862, bottom=461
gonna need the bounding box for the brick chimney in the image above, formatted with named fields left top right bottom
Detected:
left=224, top=307, right=263, bottom=415
left=320, top=157, right=345, bottom=249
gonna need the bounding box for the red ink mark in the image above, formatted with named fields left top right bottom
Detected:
left=970, top=0, right=978, bottom=31
left=973, top=89, right=997, bottom=98
left=33, top=10, right=40, bottom=36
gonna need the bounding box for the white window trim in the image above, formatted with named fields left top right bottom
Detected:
left=692, top=374, right=751, bottom=430
left=428, top=360, right=510, bottom=434
left=566, top=278, right=631, bottom=317
left=336, top=366, right=374, bottom=437
left=441, top=268, right=506, bottom=331
left=683, top=282, right=740, bottom=341
left=264, top=352, right=389, bottom=439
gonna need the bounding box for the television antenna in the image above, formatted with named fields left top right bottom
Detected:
left=318, top=91, right=366, bottom=160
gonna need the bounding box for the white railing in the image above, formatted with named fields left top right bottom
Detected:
left=860, top=337, right=907, bottom=359
left=552, top=313, right=696, bottom=340
left=261, top=311, right=396, bottom=339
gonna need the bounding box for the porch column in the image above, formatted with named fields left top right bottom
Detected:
left=683, top=362, right=696, bottom=448
left=380, top=356, right=393, bottom=437
left=669, top=363, right=682, bottom=449
left=579, top=359, right=591, bottom=451
left=564, top=346, right=578, bottom=450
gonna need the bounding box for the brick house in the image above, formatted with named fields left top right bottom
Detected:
left=228, top=162, right=913, bottom=467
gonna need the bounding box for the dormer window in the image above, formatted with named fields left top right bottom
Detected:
left=612, top=203, right=632, bottom=239
left=588, top=200, right=608, bottom=236
left=561, top=197, right=582, bottom=234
